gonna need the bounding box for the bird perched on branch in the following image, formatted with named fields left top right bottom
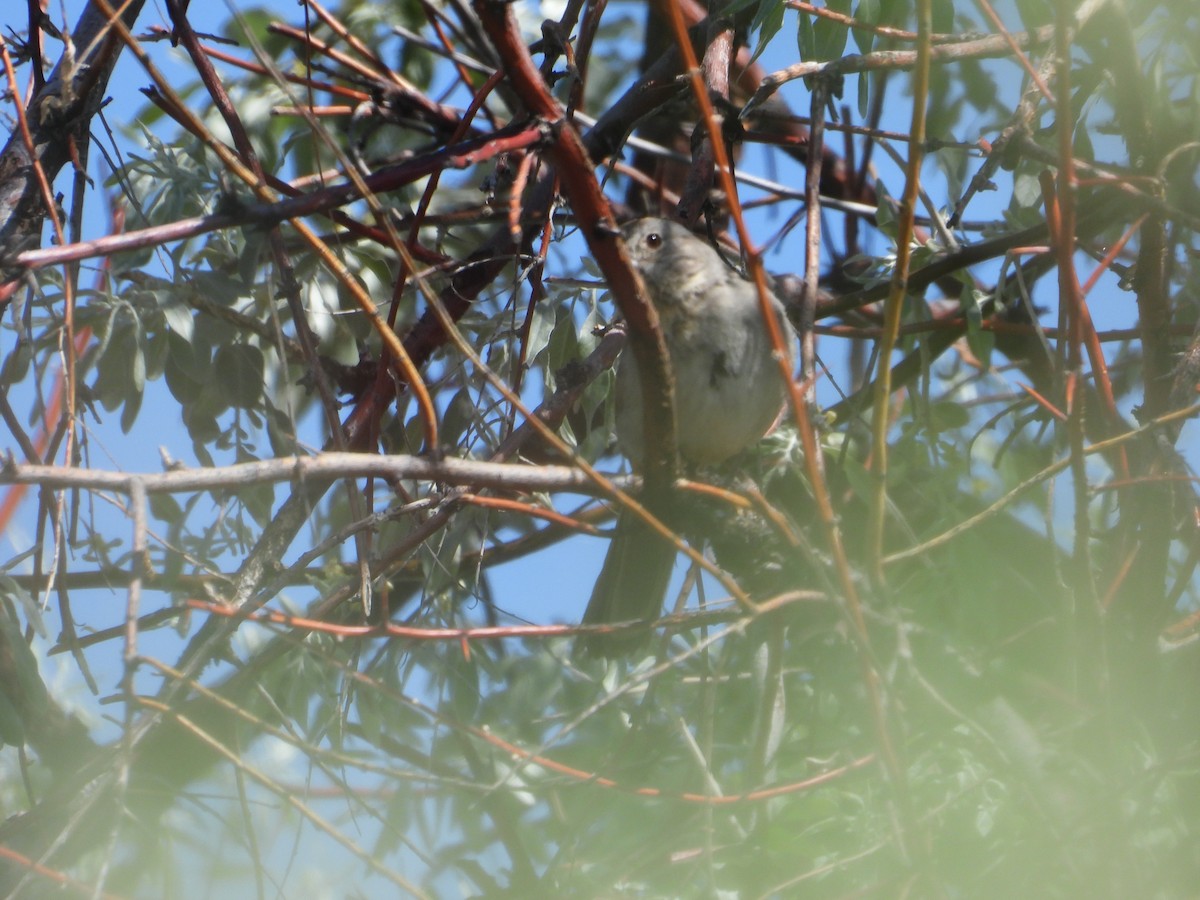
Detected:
left=581, top=217, right=796, bottom=656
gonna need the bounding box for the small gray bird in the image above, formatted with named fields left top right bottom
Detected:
left=581, top=217, right=796, bottom=655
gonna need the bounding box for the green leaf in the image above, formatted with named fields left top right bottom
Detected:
left=0, top=340, right=32, bottom=385
left=813, top=1, right=850, bottom=62
left=159, top=295, right=195, bottom=342
left=264, top=399, right=299, bottom=457
left=749, top=0, right=786, bottom=65
left=852, top=0, right=879, bottom=53
left=120, top=386, right=143, bottom=434
left=932, top=0, right=955, bottom=34
left=441, top=387, right=478, bottom=447
left=929, top=400, right=970, bottom=431
left=525, top=297, right=557, bottom=366
left=143, top=329, right=169, bottom=381
left=93, top=324, right=138, bottom=413
left=164, top=329, right=211, bottom=398
left=130, top=321, right=146, bottom=394
left=839, top=452, right=874, bottom=501
left=797, top=9, right=816, bottom=61
left=0, top=608, right=48, bottom=747
left=214, top=343, right=265, bottom=410
left=243, top=480, right=275, bottom=528
left=1012, top=171, right=1043, bottom=209
left=149, top=492, right=183, bottom=524
left=875, top=194, right=898, bottom=239
left=961, top=286, right=994, bottom=369
left=546, top=304, right=582, bottom=379
left=0, top=575, right=45, bottom=638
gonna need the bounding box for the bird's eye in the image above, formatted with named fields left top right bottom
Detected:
left=645, top=232, right=662, bottom=249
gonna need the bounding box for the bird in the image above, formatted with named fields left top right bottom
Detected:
left=580, top=217, right=796, bottom=656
